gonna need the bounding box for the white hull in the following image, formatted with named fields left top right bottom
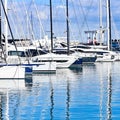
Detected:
left=0, top=79, right=25, bottom=89
left=77, top=47, right=117, bottom=62
left=0, top=66, right=25, bottom=79
left=56, top=57, right=76, bottom=68
left=32, top=61, right=56, bottom=73
left=114, top=53, right=120, bottom=61
left=5, top=46, right=77, bottom=68
left=96, top=54, right=116, bottom=62
left=1, top=56, right=56, bottom=73
left=32, top=53, right=77, bottom=68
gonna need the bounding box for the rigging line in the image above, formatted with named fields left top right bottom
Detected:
left=61, top=0, right=67, bottom=35
left=99, top=0, right=107, bottom=27
left=21, top=0, right=43, bottom=56
left=9, top=0, right=26, bottom=40
left=22, top=0, right=47, bottom=56
left=27, top=0, right=41, bottom=46
left=1, top=0, right=21, bottom=64
left=13, top=1, right=35, bottom=59
left=78, top=0, right=89, bottom=31
left=11, top=0, right=33, bottom=51
left=110, top=12, right=120, bottom=39
left=0, top=39, right=7, bottom=63
left=9, top=0, right=33, bottom=59
left=29, top=0, right=46, bottom=54
left=78, top=0, right=94, bottom=31
left=25, top=0, right=33, bottom=39
left=21, top=0, right=36, bottom=41
left=71, top=0, right=83, bottom=41
left=0, top=3, right=7, bottom=63
left=7, top=3, right=19, bottom=39
left=8, top=0, right=21, bottom=39
left=53, top=0, right=66, bottom=37
left=32, top=0, right=46, bottom=38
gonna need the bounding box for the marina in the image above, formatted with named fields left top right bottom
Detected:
left=0, top=0, right=120, bottom=119
left=0, top=62, right=120, bottom=119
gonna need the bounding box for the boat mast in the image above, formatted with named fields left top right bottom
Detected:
left=0, top=1, right=7, bottom=63
left=4, top=0, right=8, bottom=59
left=99, top=0, right=103, bottom=45
left=1, top=0, right=21, bottom=63
left=0, top=1, right=1, bottom=45
left=50, top=0, right=53, bottom=53
left=31, top=11, right=34, bottom=40
left=107, top=0, right=112, bottom=51
left=66, top=0, right=70, bottom=55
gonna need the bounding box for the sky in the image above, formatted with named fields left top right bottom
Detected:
left=2, top=0, right=120, bottom=43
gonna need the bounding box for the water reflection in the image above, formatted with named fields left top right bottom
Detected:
left=49, top=75, right=54, bottom=120
left=66, top=77, right=70, bottom=120
left=107, top=63, right=112, bottom=120
left=97, top=63, right=112, bottom=120
left=0, top=63, right=119, bottom=119
left=0, top=76, right=33, bottom=90
left=0, top=94, right=2, bottom=119
left=25, top=76, right=33, bottom=88
left=0, top=75, right=33, bottom=120
left=69, top=66, right=82, bottom=73
left=0, top=69, right=69, bottom=119
left=0, top=90, right=22, bottom=120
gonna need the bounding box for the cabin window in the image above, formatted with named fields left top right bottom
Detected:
left=8, top=51, right=26, bottom=57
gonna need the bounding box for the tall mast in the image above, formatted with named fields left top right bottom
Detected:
left=66, top=0, right=69, bottom=55
left=99, top=0, right=103, bottom=45
left=4, top=0, right=8, bottom=59
left=107, top=0, right=112, bottom=51
left=50, top=0, right=53, bottom=53
left=0, top=1, right=7, bottom=63
left=1, top=0, right=21, bottom=63
left=31, top=11, right=34, bottom=40
left=0, top=0, right=1, bottom=44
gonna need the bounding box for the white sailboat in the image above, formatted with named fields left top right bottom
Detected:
left=0, top=65, right=25, bottom=79
left=0, top=0, right=26, bottom=79
left=30, top=0, right=79, bottom=69
left=0, top=45, right=57, bottom=74
left=0, top=0, right=56, bottom=74
left=96, top=0, right=116, bottom=62
left=82, top=0, right=117, bottom=62
left=32, top=52, right=78, bottom=68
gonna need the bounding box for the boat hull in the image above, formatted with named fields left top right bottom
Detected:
left=0, top=66, right=25, bottom=79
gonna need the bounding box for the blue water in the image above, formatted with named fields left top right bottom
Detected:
left=1, top=62, right=120, bottom=120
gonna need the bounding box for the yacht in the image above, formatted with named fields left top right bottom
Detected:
left=54, top=43, right=97, bottom=63
left=32, top=52, right=80, bottom=68
left=61, top=43, right=116, bottom=62
left=0, top=45, right=56, bottom=74
left=4, top=44, right=81, bottom=70
left=75, top=46, right=116, bottom=62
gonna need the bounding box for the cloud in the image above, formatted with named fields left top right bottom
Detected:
left=5, top=0, right=120, bottom=40
left=56, top=5, right=66, bottom=9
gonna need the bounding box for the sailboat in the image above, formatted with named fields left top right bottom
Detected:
left=96, top=0, right=117, bottom=62
left=31, top=0, right=80, bottom=68
left=81, top=0, right=117, bottom=62
left=0, top=0, right=26, bottom=79
left=0, top=0, right=57, bottom=74
left=0, top=65, right=25, bottom=79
